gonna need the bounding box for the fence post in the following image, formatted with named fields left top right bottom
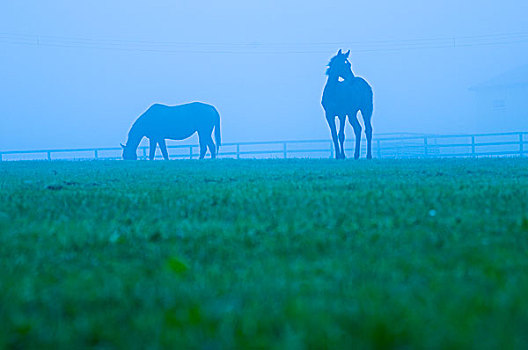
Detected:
left=471, top=136, right=476, bottom=157
left=236, top=144, right=240, bottom=159
left=47, top=151, right=51, bottom=161
left=377, top=139, right=382, bottom=159
left=520, top=133, right=524, bottom=157
left=424, top=137, right=428, bottom=158
left=94, top=149, right=98, bottom=159
left=329, top=141, right=334, bottom=159
left=283, top=142, right=287, bottom=159
left=189, top=146, right=193, bottom=159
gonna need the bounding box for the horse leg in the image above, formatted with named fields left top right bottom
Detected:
left=348, top=114, right=362, bottom=159
left=149, top=138, right=157, bottom=160
left=159, top=139, right=169, bottom=160
left=198, top=135, right=207, bottom=159
left=206, top=136, right=217, bottom=159
left=325, top=112, right=340, bottom=159
left=338, top=116, right=346, bottom=159
left=362, top=110, right=373, bottom=159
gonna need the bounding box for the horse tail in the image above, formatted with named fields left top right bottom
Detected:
left=363, top=93, right=373, bottom=120
left=361, top=79, right=374, bottom=121
left=213, top=108, right=221, bottom=151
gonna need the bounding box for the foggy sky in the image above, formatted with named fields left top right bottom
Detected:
left=1, top=0, right=527, bottom=151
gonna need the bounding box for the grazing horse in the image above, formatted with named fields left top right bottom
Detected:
left=121, top=102, right=221, bottom=160
left=322, top=50, right=373, bottom=159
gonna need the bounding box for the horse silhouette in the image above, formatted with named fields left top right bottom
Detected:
left=322, top=50, right=373, bottom=159
left=121, top=102, right=221, bottom=160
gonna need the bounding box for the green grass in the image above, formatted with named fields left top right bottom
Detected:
left=1, top=158, right=528, bottom=349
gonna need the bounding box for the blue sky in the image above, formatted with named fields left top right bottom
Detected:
left=1, top=0, right=527, bottom=150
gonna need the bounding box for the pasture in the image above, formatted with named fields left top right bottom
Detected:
left=1, top=158, right=527, bottom=349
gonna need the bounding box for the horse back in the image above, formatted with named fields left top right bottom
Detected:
left=137, top=102, right=219, bottom=139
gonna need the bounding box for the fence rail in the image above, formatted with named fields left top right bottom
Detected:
left=1, top=131, right=527, bottom=161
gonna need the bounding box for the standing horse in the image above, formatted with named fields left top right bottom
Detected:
left=322, top=50, right=374, bottom=159
left=121, top=102, right=221, bottom=160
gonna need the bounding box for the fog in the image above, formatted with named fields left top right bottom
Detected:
left=1, top=0, right=527, bottom=151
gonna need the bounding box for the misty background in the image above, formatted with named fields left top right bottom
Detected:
left=1, top=0, right=527, bottom=151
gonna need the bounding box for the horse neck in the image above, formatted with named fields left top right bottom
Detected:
left=326, top=71, right=355, bottom=86
left=126, top=124, right=145, bottom=150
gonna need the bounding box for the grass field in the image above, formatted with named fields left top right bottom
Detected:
left=1, top=158, right=528, bottom=349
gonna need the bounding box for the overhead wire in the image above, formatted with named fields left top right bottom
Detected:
left=1, top=31, right=528, bottom=54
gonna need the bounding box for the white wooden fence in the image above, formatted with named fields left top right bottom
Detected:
left=1, top=132, right=527, bottom=161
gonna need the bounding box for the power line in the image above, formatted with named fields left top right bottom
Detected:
left=1, top=31, right=528, bottom=54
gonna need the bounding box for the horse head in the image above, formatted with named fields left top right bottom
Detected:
left=121, top=143, right=138, bottom=160
left=326, top=49, right=354, bottom=80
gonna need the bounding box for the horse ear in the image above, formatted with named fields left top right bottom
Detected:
left=344, top=50, right=350, bottom=58
left=337, top=49, right=342, bottom=55
left=120, top=143, right=126, bottom=149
